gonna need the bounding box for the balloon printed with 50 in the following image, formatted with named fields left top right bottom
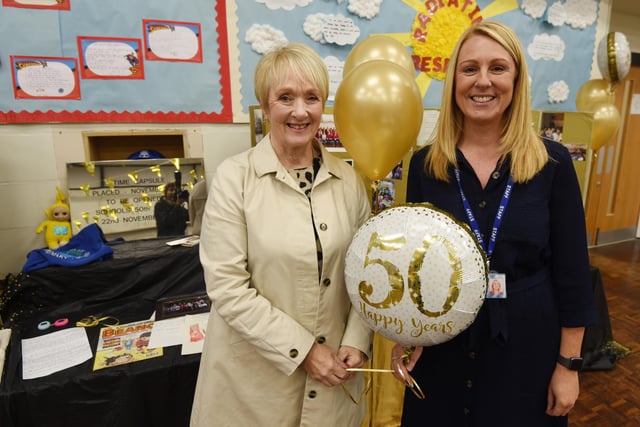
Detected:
left=345, top=204, right=487, bottom=347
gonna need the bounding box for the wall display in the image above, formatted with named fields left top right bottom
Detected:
left=0, top=1, right=230, bottom=123
left=0, top=1, right=604, bottom=123
left=66, top=158, right=205, bottom=238
left=236, top=0, right=601, bottom=115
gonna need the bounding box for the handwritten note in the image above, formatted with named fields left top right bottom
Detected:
left=21, top=328, right=93, bottom=380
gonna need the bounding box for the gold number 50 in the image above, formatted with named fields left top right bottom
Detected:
left=358, top=232, right=463, bottom=318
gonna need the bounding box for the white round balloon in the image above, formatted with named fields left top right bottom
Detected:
left=345, top=204, right=487, bottom=347
left=597, top=32, right=631, bottom=83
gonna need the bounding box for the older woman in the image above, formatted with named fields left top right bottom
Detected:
left=392, top=22, right=597, bottom=427
left=190, top=43, right=372, bottom=427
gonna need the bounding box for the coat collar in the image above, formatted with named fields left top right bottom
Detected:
left=253, top=134, right=347, bottom=182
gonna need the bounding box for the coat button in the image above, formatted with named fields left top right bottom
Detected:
left=319, top=223, right=327, bottom=231
left=464, top=408, right=470, bottom=415
left=466, top=379, right=473, bottom=388
left=468, top=351, right=476, bottom=359
left=317, top=336, right=326, bottom=344
left=308, top=390, right=317, bottom=398
left=478, top=201, right=487, bottom=208
left=289, top=349, right=299, bottom=358
left=492, top=171, right=500, bottom=179
left=322, top=278, right=331, bottom=287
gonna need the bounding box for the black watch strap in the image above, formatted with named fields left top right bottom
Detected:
left=557, top=354, right=583, bottom=371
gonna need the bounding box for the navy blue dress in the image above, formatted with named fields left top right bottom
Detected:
left=401, top=140, right=598, bottom=427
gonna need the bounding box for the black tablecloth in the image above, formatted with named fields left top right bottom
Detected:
left=0, top=237, right=206, bottom=427
left=581, top=266, right=616, bottom=371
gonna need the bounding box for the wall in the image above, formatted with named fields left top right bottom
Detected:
left=611, top=11, right=640, bottom=52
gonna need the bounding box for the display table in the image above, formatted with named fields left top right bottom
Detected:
left=0, top=237, right=206, bottom=427
left=581, top=266, right=616, bottom=370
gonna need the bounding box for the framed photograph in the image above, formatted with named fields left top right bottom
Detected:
left=156, top=293, right=211, bottom=320
left=318, top=107, right=345, bottom=152
left=249, top=105, right=268, bottom=146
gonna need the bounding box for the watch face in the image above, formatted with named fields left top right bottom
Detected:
left=569, top=357, right=584, bottom=370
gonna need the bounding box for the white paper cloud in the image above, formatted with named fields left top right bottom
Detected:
left=527, top=34, right=565, bottom=61
left=546, top=1, right=566, bottom=27
left=304, top=13, right=360, bottom=46
left=256, top=0, right=312, bottom=11
left=245, top=24, right=288, bottom=54
left=347, top=0, right=383, bottom=20
left=323, top=14, right=360, bottom=46
left=304, top=13, right=329, bottom=44
left=564, top=0, right=598, bottom=29
left=547, top=80, right=569, bottom=104
left=521, top=0, right=547, bottom=19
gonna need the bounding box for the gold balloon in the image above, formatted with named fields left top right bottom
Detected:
left=590, top=102, right=620, bottom=151
left=576, top=79, right=615, bottom=112
left=343, top=35, right=415, bottom=78
left=334, top=60, right=423, bottom=181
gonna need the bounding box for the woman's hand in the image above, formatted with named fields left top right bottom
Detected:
left=546, top=364, right=580, bottom=416
left=390, top=344, right=422, bottom=385
left=302, top=342, right=349, bottom=387
left=338, top=345, right=366, bottom=381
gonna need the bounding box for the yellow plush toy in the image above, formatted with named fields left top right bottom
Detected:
left=36, top=187, right=73, bottom=249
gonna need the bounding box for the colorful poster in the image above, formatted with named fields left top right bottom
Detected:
left=10, top=56, right=81, bottom=100
left=77, top=37, right=145, bottom=80
left=93, top=320, right=163, bottom=371
left=2, top=0, right=70, bottom=10
left=143, top=20, right=203, bottom=62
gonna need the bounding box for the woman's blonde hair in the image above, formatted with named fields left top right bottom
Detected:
left=425, top=21, right=548, bottom=183
left=253, top=43, right=329, bottom=111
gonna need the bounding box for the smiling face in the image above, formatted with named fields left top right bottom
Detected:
left=263, top=72, right=324, bottom=152
left=454, top=34, right=517, bottom=127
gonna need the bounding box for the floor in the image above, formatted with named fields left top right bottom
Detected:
left=571, top=239, right=640, bottom=426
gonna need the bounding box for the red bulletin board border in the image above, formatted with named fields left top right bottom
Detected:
left=0, top=1, right=232, bottom=124
left=2, top=0, right=70, bottom=11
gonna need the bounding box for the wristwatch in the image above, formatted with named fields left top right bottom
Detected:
left=557, top=354, right=584, bottom=371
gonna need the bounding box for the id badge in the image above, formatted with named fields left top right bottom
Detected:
left=487, top=272, right=507, bottom=299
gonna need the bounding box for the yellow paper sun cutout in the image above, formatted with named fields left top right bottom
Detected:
left=385, top=0, right=518, bottom=97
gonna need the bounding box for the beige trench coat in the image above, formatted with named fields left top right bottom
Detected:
left=190, top=137, right=373, bottom=427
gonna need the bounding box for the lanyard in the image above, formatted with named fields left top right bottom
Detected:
left=453, top=168, right=513, bottom=260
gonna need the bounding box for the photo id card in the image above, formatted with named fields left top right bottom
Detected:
left=487, top=272, right=507, bottom=299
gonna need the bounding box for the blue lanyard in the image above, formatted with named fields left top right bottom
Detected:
left=453, top=168, right=513, bottom=260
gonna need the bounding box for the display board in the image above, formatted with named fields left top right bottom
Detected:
left=0, top=0, right=603, bottom=123
left=0, top=0, right=231, bottom=123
